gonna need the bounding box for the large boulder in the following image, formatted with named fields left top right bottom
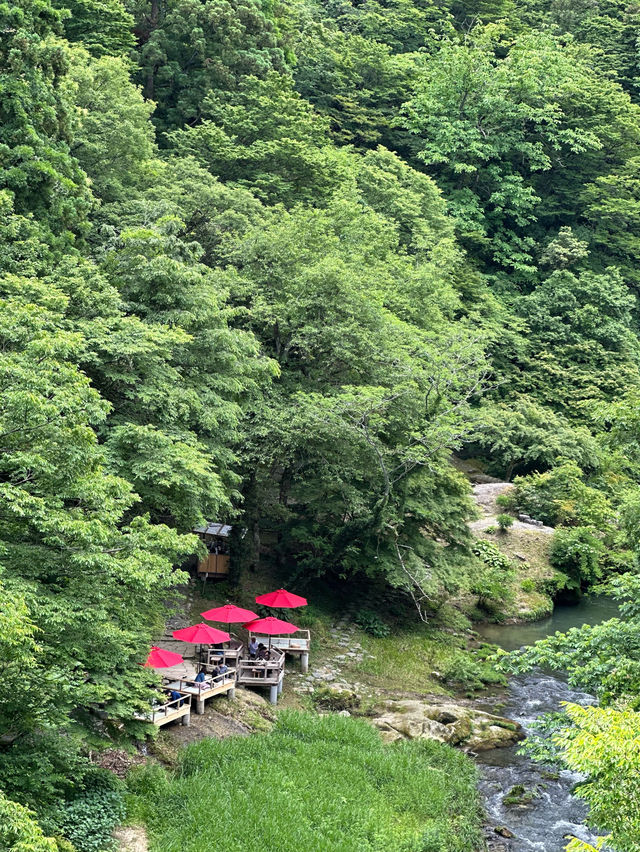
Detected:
left=372, top=699, right=524, bottom=751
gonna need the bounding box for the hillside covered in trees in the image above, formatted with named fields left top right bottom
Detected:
left=4, top=0, right=640, bottom=848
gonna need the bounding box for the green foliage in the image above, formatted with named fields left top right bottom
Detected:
left=48, top=786, right=125, bottom=852
left=355, top=608, right=390, bottom=638
left=500, top=571, right=640, bottom=704
left=557, top=704, right=640, bottom=852
left=471, top=402, right=600, bottom=480
left=514, top=462, right=613, bottom=531
left=403, top=27, right=640, bottom=274
left=0, top=0, right=92, bottom=233
left=53, top=0, right=135, bottom=55
left=496, top=513, right=514, bottom=532
left=69, top=53, right=155, bottom=202
left=471, top=539, right=515, bottom=612
left=549, top=526, right=603, bottom=589
left=0, top=789, right=72, bottom=852
left=495, top=493, right=514, bottom=510
left=127, top=712, right=483, bottom=851
left=167, top=72, right=344, bottom=205
left=9, top=0, right=640, bottom=842
left=293, top=19, right=417, bottom=149
left=130, top=0, right=288, bottom=133
left=472, top=539, right=511, bottom=571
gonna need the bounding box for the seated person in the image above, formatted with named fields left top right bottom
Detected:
left=169, top=689, right=184, bottom=707
left=248, top=637, right=259, bottom=659
left=194, top=669, right=206, bottom=684
left=210, top=663, right=221, bottom=677
left=218, top=661, right=229, bottom=676
left=257, top=643, right=268, bottom=660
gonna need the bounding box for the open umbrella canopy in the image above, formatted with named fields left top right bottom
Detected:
left=201, top=604, right=258, bottom=623
left=243, top=616, right=299, bottom=635
left=255, top=588, right=307, bottom=608
left=144, top=646, right=184, bottom=668
left=172, top=623, right=230, bottom=644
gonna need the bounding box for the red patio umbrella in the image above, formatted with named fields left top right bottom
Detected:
left=201, top=604, right=258, bottom=623
left=144, top=646, right=184, bottom=668
left=255, top=589, right=307, bottom=608
left=243, top=616, right=299, bottom=651
left=172, top=623, right=231, bottom=644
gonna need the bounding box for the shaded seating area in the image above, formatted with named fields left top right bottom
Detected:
left=247, top=629, right=310, bottom=672
left=237, top=647, right=285, bottom=704
left=138, top=587, right=310, bottom=722
left=135, top=692, right=192, bottom=727
left=163, top=669, right=236, bottom=714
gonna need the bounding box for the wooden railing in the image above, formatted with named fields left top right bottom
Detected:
left=237, top=648, right=285, bottom=685
left=202, top=638, right=244, bottom=668
left=248, top=629, right=310, bottom=653
left=164, top=669, right=236, bottom=694
left=146, top=691, right=191, bottom=722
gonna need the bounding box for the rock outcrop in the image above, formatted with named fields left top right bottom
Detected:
left=372, top=698, right=525, bottom=751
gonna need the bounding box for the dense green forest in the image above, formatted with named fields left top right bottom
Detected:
left=3, top=0, right=640, bottom=848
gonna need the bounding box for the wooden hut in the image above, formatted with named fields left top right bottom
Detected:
left=193, top=522, right=232, bottom=580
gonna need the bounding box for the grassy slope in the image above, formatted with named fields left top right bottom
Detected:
left=128, top=712, right=483, bottom=852
left=484, top=525, right=558, bottom=621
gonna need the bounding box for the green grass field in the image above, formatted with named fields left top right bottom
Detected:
left=128, top=712, right=483, bottom=852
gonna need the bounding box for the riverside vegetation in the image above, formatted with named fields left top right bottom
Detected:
left=5, top=0, right=640, bottom=849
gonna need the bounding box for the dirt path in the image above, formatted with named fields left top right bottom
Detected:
left=114, top=826, right=148, bottom=852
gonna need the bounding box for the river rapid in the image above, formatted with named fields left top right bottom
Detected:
left=474, top=596, right=619, bottom=851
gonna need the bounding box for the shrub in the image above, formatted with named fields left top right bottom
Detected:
left=550, top=527, right=603, bottom=588
left=496, top=492, right=515, bottom=511
left=0, top=790, right=73, bottom=852
left=471, top=540, right=515, bottom=612
left=0, top=730, right=89, bottom=811
left=496, top=513, right=514, bottom=532
left=514, top=462, right=612, bottom=530
left=355, top=609, right=390, bottom=638
left=40, top=772, right=126, bottom=852
left=520, top=579, right=536, bottom=592
left=537, top=571, right=570, bottom=597
left=312, top=685, right=361, bottom=712
left=440, top=654, right=506, bottom=690
left=52, top=788, right=125, bottom=852
left=472, top=539, right=511, bottom=571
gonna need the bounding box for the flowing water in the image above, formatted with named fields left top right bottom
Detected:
left=474, top=596, right=619, bottom=851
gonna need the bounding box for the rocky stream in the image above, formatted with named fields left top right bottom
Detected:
left=475, top=596, right=619, bottom=851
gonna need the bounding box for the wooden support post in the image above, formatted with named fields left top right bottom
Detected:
left=301, top=652, right=309, bottom=673
left=182, top=712, right=190, bottom=726
left=269, top=684, right=278, bottom=705
left=228, top=686, right=236, bottom=700
left=277, top=677, right=283, bottom=696
left=196, top=697, right=205, bottom=714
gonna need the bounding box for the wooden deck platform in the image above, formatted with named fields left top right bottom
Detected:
left=134, top=692, right=192, bottom=727
left=237, top=648, right=285, bottom=704
left=248, top=629, right=310, bottom=672
left=200, top=637, right=243, bottom=669
left=163, top=670, right=236, bottom=713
